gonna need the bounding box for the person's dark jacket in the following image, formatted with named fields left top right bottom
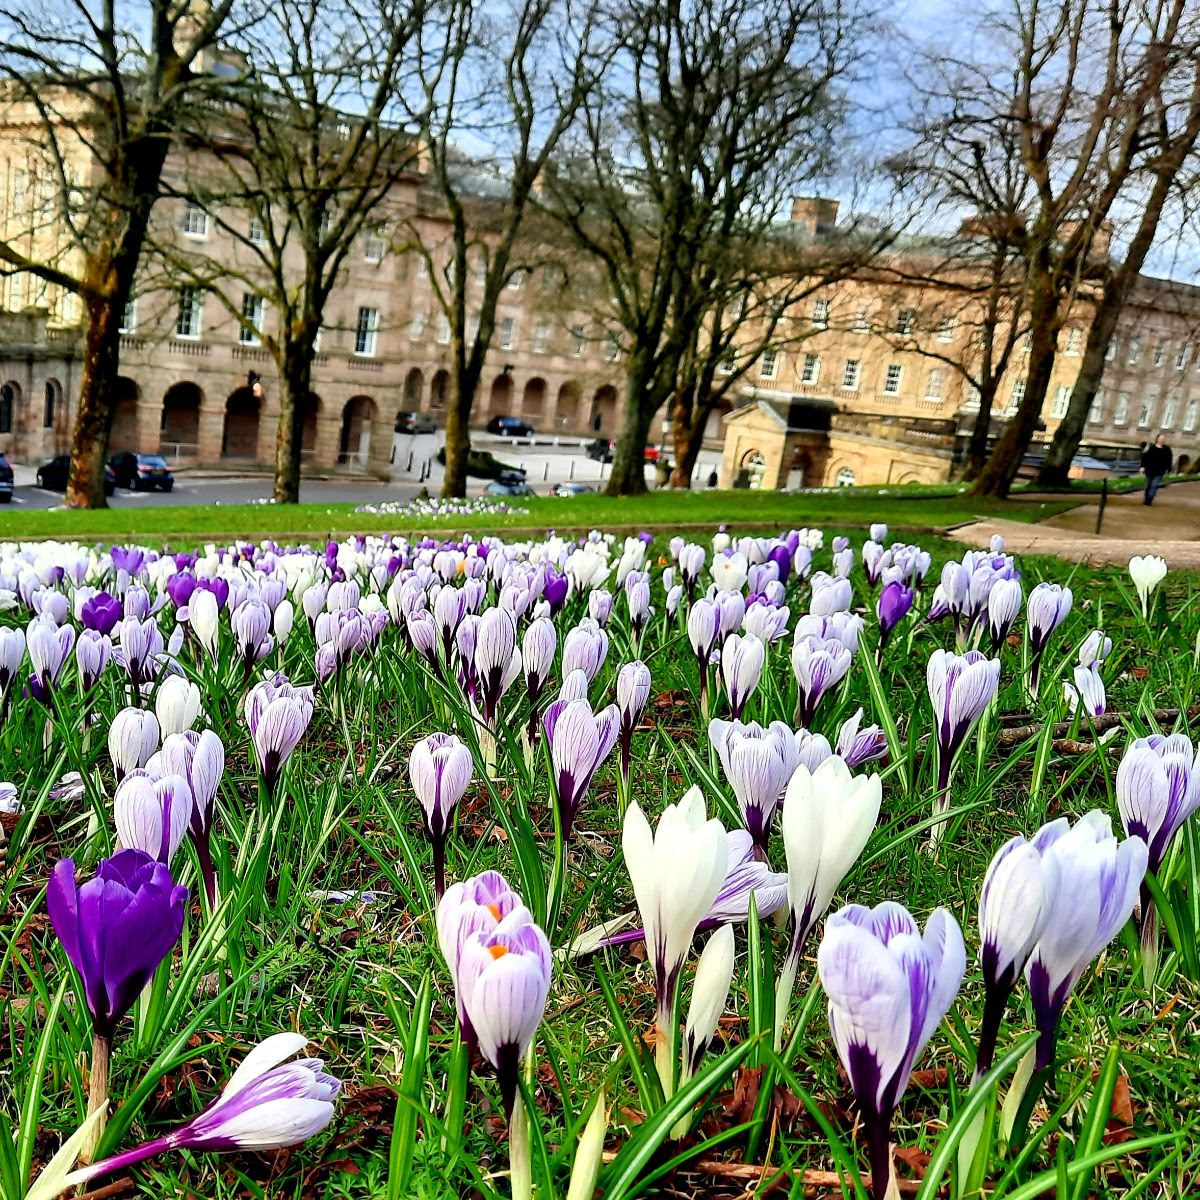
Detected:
left=1142, top=443, right=1173, bottom=477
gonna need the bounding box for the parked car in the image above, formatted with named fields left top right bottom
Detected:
left=584, top=438, right=661, bottom=464
left=549, top=481, right=595, bottom=497
left=0, top=452, right=12, bottom=503
left=108, top=451, right=175, bottom=491
left=486, top=416, right=535, bottom=438
left=395, top=410, right=438, bottom=435
left=36, top=456, right=116, bottom=496
left=486, top=468, right=535, bottom=497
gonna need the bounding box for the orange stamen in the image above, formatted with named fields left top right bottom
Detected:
left=489, top=944, right=509, bottom=960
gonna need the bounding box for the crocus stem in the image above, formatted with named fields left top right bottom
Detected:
left=972, top=983, right=1008, bottom=1084
left=773, top=950, right=799, bottom=1054
left=441, top=1030, right=468, bottom=1154
left=510, top=1088, right=532, bottom=1200
left=55, top=1133, right=174, bottom=1195
left=654, top=1017, right=675, bottom=1102
left=82, top=1032, right=110, bottom=1164
left=1139, top=901, right=1160, bottom=988
left=864, top=1112, right=897, bottom=1200
left=194, top=833, right=218, bottom=911
left=432, top=834, right=447, bottom=900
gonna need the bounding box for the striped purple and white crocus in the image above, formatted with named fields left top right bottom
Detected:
left=33, top=1034, right=339, bottom=1200
left=790, top=634, right=853, bottom=728
left=409, top=732, right=474, bottom=898
left=719, top=632, right=765, bottom=720
left=615, top=661, right=652, bottom=791
left=245, top=675, right=315, bottom=799
left=1026, top=582, right=1073, bottom=699
left=709, top=718, right=798, bottom=856
left=817, top=902, right=965, bottom=1200
left=543, top=697, right=620, bottom=841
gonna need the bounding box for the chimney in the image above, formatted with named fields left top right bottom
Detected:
left=790, top=197, right=839, bottom=238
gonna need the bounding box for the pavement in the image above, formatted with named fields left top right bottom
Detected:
left=951, top=478, right=1200, bottom=568
left=5, top=434, right=724, bottom=512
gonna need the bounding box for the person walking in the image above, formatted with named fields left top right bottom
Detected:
left=1141, top=433, right=1173, bottom=505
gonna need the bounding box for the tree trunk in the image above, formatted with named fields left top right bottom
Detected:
left=606, top=372, right=657, bottom=496
left=669, top=399, right=710, bottom=488
left=972, top=283, right=1058, bottom=499
left=961, top=380, right=1000, bottom=481
left=65, top=295, right=124, bottom=508
left=441, top=368, right=479, bottom=499
left=273, top=338, right=315, bottom=503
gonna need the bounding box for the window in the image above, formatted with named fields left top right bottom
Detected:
left=1088, top=392, right=1104, bottom=424
left=239, top=293, right=264, bottom=344
left=435, top=313, right=450, bottom=345
left=1176, top=344, right=1189, bottom=370
left=498, top=316, right=516, bottom=350
left=883, top=363, right=902, bottom=394
left=801, top=353, right=820, bottom=384
left=1185, top=400, right=1198, bottom=432
left=606, top=333, right=620, bottom=362
left=841, top=359, right=860, bottom=390
left=532, top=320, right=550, bottom=353
left=1153, top=341, right=1168, bottom=367
left=507, top=269, right=525, bottom=291
left=8, top=273, right=24, bottom=310
left=1008, top=378, right=1026, bottom=414
left=853, top=307, right=869, bottom=333
left=925, top=368, right=944, bottom=399
left=895, top=309, right=915, bottom=335
left=1128, top=337, right=1142, bottom=365
left=937, top=316, right=955, bottom=342
left=835, top=467, right=856, bottom=487
left=964, top=383, right=980, bottom=411
left=355, top=306, right=379, bottom=356
left=1137, top=397, right=1152, bottom=428
left=1064, top=327, right=1083, bottom=356
left=1163, top=395, right=1178, bottom=429
left=473, top=258, right=487, bottom=287
left=812, top=299, right=830, bottom=329
left=408, top=310, right=427, bottom=340
left=175, top=287, right=203, bottom=339
left=1114, top=392, right=1130, bottom=424
left=1105, top=337, right=1117, bottom=362
left=717, top=356, right=735, bottom=376
left=363, top=234, right=385, bottom=263
left=119, top=296, right=137, bottom=334
left=43, top=380, right=56, bottom=429
left=182, top=200, right=208, bottom=239
left=570, top=324, right=585, bottom=357
left=248, top=213, right=266, bottom=243
left=0, top=385, right=11, bottom=435
left=760, top=349, right=779, bottom=380
left=1050, top=385, right=1070, bottom=418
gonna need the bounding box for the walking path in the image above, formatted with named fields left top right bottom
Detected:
left=951, top=479, right=1200, bottom=568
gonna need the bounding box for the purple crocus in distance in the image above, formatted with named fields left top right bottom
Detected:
left=973, top=832, right=1059, bottom=1079
left=817, top=902, right=965, bottom=1200
left=543, top=697, right=620, bottom=841
left=81, top=592, right=122, bottom=636
left=409, top=732, right=474, bottom=897
left=1023, top=812, right=1146, bottom=1067
left=875, top=581, right=913, bottom=655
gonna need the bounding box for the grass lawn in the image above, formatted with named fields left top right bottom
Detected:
left=0, top=484, right=1082, bottom=543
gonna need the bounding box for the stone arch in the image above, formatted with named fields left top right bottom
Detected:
left=522, top=376, right=547, bottom=421
left=161, top=382, right=202, bottom=454
left=591, top=384, right=618, bottom=434
left=339, top=394, right=378, bottom=468
left=222, top=386, right=261, bottom=459
left=404, top=368, right=424, bottom=411
left=556, top=379, right=582, bottom=430
left=486, top=373, right=513, bottom=418
left=43, top=378, right=62, bottom=431
left=110, top=377, right=140, bottom=449
left=0, top=381, right=15, bottom=436
left=301, top=393, right=321, bottom=461
left=895, top=471, right=921, bottom=485
left=831, top=464, right=857, bottom=487
left=430, top=369, right=450, bottom=412
left=737, top=447, right=767, bottom=490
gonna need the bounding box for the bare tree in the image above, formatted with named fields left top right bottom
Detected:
left=400, top=0, right=604, bottom=499
left=155, top=0, right=425, bottom=502
left=545, top=0, right=863, bottom=496
left=0, top=0, right=237, bottom=506
left=1038, top=22, right=1200, bottom=486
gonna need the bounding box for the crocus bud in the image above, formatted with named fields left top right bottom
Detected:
left=790, top=635, right=852, bottom=727
left=108, top=707, right=160, bottom=782
left=1064, top=663, right=1105, bottom=717
left=1078, top=629, right=1112, bottom=668
left=876, top=581, right=913, bottom=648
left=189, top=590, right=220, bottom=658
left=987, top=578, right=1023, bottom=651
left=274, top=599, right=295, bottom=643
left=522, top=617, right=558, bottom=704
left=1027, top=582, right=1072, bottom=657
left=1128, top=554, right=1167, bottom=618
left=710, top=718, right=797, bottom=854
left=615, top=660, right=652, bottom=782
left=114, top=771, right=192, bottom=866
left=155, top=675, right=202, bottom=737
left=544, top=698, right=620, bottom=840
left=869, top=523, right=888, bottom=544
left=562, top=619, right=609, bottom=682
left=249, top=693, right=314, bottom=798
left=1116, top=734, right=1200, bottom=878
left=683, top=924, right=735, bottom=1079
left=720, top=633, right=765, bottom=720
left=75, top=629, right=112, bottom=691
left=409, top=732, right=474, bottom=896
left=588, top=589, right=614, bottom=626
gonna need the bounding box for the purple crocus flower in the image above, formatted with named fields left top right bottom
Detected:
left=790, top=634, right=852, bottom=727
left=926, top=648, right=1001, bottom=804
left=114, top=771, right=192, bottom=866
left=543, top=697, right=620, bottom=841
left=615, top=660, right=652, bottom=785
left=117, top=615, right=164, bottom=694
left=27, top=616, right=75, bottom=702
left=75, top=630, right=113, bottom=691
left=231, top=600, right=273, bottom=674
left=1023, top=812, right=1146, bottom=1067
left=159, top=730, right=225, bottom=908
left=973, top=831, right=1058, bottom=1078
left=818, top=902, right=965, bottom=1200
left=165, top=571, right=198, bottom=610
left=875, top=581, right=913, bottom=653
left=835, top=707, right=888, bottom=767
left=110, top=546, right=146, bottom=578
left=473, top=608, right=521, bottom=728
left=82, top=592, right=123, bottom=636
left=247, top=683, right=314, bottom=799
left=562, top=618, right=609, bottom=682
left=47, top=850, right=188, bottom=1039
left=543, top=571, right=569, bottom=613
left=409, top=732, right=474, bottom=897
left=987, top=578, right=1023, bottom=653
left=1026, top=582, right=1073, bottom=697
left=710, top=718, right=798, bottom=855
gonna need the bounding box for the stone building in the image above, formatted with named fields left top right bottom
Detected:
left=719, top=205, right=1200, bottom=489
